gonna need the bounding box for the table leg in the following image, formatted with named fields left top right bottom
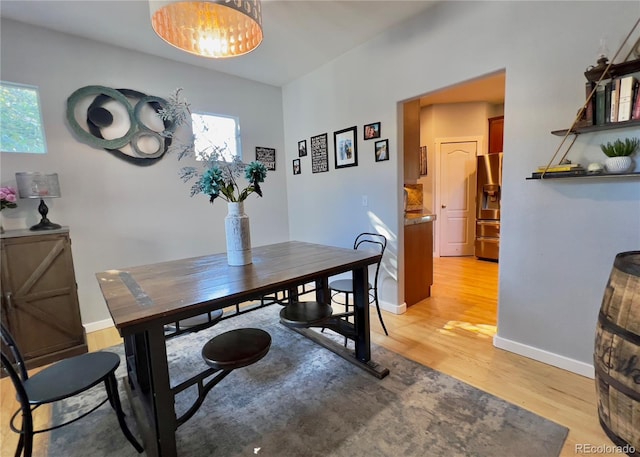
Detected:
left=125, top=326, right=178, bottom=457
left=352, top=266, right=370, bottom=362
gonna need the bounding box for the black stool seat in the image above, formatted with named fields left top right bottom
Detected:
left=279, top=301, right=333, bottom=328
left=202, top=328, right=271, bottom=371
left=329, top=278, right=372, bottom=294
left=166, top=309, right=224, bottom=332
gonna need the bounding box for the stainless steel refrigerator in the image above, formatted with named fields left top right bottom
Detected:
left=475, top=153, right=502, bottom=261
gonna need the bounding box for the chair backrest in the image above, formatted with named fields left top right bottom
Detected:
left=353, top=233, right=387, bottom=288
left=1, top=327, right=33, bottom=438
left=1, top=323, right=28, bottom=382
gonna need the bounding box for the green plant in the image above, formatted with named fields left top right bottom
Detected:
left=600, top=138, right=640, bottom=157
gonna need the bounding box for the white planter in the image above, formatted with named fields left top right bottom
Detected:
left=225, top=201, right=252, bottom=266
left=604, top=156, right=633, bottom=173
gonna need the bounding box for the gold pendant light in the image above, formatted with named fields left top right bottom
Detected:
left=149, top=0, right=263, bottom=58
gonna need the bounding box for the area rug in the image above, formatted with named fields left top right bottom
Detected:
left=49, top=305, right=568, bottom=457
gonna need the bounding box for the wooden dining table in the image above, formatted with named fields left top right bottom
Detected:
left=96, top=240, right=389, bottom=457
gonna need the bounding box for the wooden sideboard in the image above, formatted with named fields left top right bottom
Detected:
left=1, top=228, right=87, bottom=369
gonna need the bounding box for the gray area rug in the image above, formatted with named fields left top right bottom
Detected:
left=49, top=305, right=568, bottom=457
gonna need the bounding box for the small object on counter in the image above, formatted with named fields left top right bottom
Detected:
left=587, top=162, right=604, bottom=174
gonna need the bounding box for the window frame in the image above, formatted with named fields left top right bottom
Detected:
left=0, top=80, right=47, bottom=154
left=190, top=111, right=241, bottom=162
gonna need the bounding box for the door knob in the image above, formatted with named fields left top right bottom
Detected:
left=441, top=204, right=447, bottom=208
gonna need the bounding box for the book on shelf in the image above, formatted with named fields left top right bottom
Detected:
left=617, top=75, right=636, bottom=122
left=584, top=81, right=594, bottom=124
left=595, top=81, right=607, bottom=125
left=632, top=80, right=640, bottom=120
left=610, top=78, right=620, bottom=123
left=530, top=169, right=587, bottom=179
left=536, top=163, right=583, bottom=172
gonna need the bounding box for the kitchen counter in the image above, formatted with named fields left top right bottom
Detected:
left=404, top=212, right=434, bottom=306
left=404, top=211, right=436, bottom=226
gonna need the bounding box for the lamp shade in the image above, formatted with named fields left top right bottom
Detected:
left=15, top=172, right=61, bottom=199
left=149, top=0, right=263, bottom=58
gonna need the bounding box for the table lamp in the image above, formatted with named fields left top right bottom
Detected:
left=15, top=172, right=62, bottom=231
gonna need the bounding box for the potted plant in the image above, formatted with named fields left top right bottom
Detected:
left=600, top=137, right=639, bottom=173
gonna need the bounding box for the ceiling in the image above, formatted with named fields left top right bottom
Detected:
left=1, top=0, right=438, bottom=87
left=1, top=0, right=505, bottom=104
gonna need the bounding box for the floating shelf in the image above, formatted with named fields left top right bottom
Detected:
left=551, top=119, right=640, bottom=136
left=527, top=172, right=640, bottom=180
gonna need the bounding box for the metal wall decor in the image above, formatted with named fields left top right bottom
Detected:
left=66, top=86, right=176, bottom=166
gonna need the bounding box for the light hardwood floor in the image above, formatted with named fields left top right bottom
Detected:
left=1, top=256, right=615, bottom=456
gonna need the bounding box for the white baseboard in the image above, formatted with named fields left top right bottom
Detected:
left=379, top=300, right=406, bottom=315
left=84, top=318, right=114, bottom=334
left=493, top=335, right=594, bottom=379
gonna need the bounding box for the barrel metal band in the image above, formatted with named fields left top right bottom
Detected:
left=595, top=363, right=640, bottom=402
left=598, top=310, right=640, bottom=346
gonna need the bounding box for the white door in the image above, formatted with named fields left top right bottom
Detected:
left=439, top=141, right=477, bottom=256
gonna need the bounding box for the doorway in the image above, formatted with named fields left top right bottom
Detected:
left=401, top=70, right=505, bottom=338
left=435, top=138, right=478, bottom=257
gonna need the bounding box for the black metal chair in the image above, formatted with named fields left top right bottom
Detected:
left=328, top=232, right=389, bottom=336
left=1, top=323, right=143, bottom=457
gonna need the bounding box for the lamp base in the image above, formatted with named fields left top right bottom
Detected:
left=29, top=199, right=61, bottom=231
left=30, top=220, right=61, bottom=231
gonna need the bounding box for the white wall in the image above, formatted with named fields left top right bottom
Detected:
left=283, top=1, right=640, bottom=375
left=0, top=19, right=289, bottom=325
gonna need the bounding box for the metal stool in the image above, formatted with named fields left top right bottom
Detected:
left=202, top=328, right=271, bottom=370
left=279, top=301, right=333, bottom=328
left=177, top=328, right=271, bottom=427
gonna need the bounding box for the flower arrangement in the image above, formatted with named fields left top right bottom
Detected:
left=180, top=154, right=267, bottom=203
left=0, top=186, right=18, bottom=210
left=160, top=89, right=268, bottom=204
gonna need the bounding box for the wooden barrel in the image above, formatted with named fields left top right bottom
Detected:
left=594, top=251, right=640, bottom=456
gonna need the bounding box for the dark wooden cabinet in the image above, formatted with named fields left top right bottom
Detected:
left=1, top=228, right=87, bottom=369
left=404, top=221, right=433, bottom=306
left=488, top=116, right=504, bottom=154
left=403, top=99, right=421, bottom=182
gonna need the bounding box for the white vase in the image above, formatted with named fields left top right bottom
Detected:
left=604, top=156, right=633, bottom=173
left=225, top=201, right=252, bottom=266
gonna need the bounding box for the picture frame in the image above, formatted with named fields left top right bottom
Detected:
left=255, top=147, right=276, bottom=170
left=293, top=159, right=301, bottom=175
left=375, top=139, right=389, bottom=162
left=333, top=126, right=358, bottom=169
left=419, top=146, right=428, bottom=175
left=310, top=133, right=329, bottom=173
left=298, top=139, right=307, bottom=157
left=363, top=122, right=381, bottom=140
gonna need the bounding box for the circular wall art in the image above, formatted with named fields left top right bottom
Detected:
left=66, top=86, right=176, bottom=166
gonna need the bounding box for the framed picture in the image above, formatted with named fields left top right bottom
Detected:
left=298, top=139, right=307, bottom=157
left=375, top=139, right=389, bottom=162
left=293, top=159, right=301, bottom=175
left=420, top=146, right=428, bottom=175
left=255, top=147, right=276, bottom=170
left=333, top=126, right=358, bottom=169
left=363, top=122, right=381, bottom=140
left=310, top=133, right=329, bottom=173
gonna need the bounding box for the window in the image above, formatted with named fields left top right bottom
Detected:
left=191, top=112, right=240, bottom=161
left=0, top=81, right=47, bottom=153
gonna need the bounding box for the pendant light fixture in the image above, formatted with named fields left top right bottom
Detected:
left=149, top=0, right=263, bottom=59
